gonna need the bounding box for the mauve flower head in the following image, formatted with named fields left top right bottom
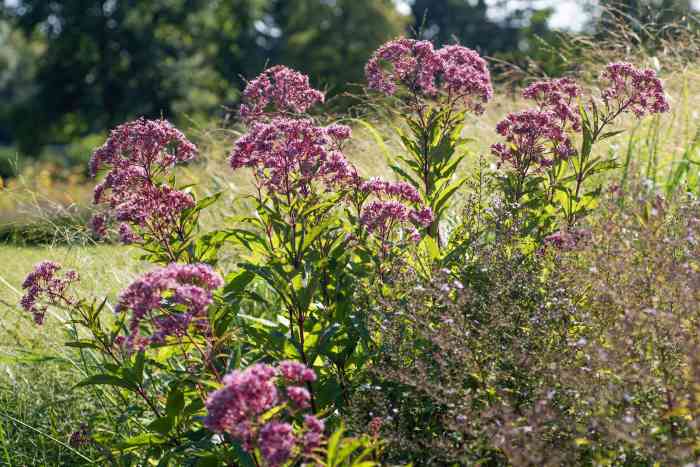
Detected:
left=240, top=65, right=325, bottom=121
left=523, top=77, right=582, bottom=130
left=258, top=422, right=296, bottom=466
left=360, top=178, right=421, bottom=203
left=437, top=44, right=493, bottom=113
left=89, top=213, right=107, bottom=238
left=286, top=386, right=311, bottom=409
left=90, top=119, right=197, bottom=242
left=365, top=38, right=443, bottom=96
left=118, top=223, right=142, bottom=244
left=230, top=117, right=354, bottom=196
left=89, top=118, right=197, bottom=178
left=112, top=183, right=194, bottom=228
left=491, top=109, right=574, bottom=172
left=600, top=62, right=670, bottom=117
left=204, top=363, right=279, bottom=448
left=366, top=39, right=492, bottom=112
left=116, top=263, right=223, bottom=349
left=360, top=200, right=433, bottom=242
left=20, top=261, right=79, bottom=324
left=278, top=360, right=317, bottom=383
left=302, top=415, right=325, bottom=453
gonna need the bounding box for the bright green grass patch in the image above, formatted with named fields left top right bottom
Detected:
left=0, top=245, right=145, bottom=465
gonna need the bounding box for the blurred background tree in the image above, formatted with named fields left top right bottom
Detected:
left=0, top=0, right=696, bottom=161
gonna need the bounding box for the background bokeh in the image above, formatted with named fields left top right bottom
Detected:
left=0, top=0, right=695, bottom=169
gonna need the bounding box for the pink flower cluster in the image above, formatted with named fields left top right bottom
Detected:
left=600, top=62, right=670, bottom=117
left=365, top=39, right=492, bottom=112
left=491, top=109, right=575, bottom=172
left=240, top=65, right=325, bottom=121
left=115, top=263, right=223, bottom=349
left=357, top=178, right=433, bottom=243
left=89, top=118, right=197, bottom=245
left=204, top=362, right=324, bottom=465
left=523, top=77, right=582, bottom=130
left=20, top=261, right=79, bottom=324
left=230, top=117, right=355, bottom=196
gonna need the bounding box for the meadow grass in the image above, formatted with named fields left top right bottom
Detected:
left=0, top=245, right=145, bottom=466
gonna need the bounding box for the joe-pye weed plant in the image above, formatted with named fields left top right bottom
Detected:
left=15, top=33, right=674, bottom=465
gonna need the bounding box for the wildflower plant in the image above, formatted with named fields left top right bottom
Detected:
left=15, top=34, right=676, bottom=466
left=365, top=38, right=493, bottom=247
left=491, top=62, right=669, bottom=238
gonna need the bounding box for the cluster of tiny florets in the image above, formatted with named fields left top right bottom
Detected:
left=20, top=261, right=79, bottom=324
left=523, top=77, right=582, bottom=130
left=230, top=117, right=355, bottom=196
left=115, top=263, right=223, bottom=349
left=240, top=65, right=325, bottom=121
left=491, top=109, right=574, bottom=172
left=365, top=38, right=492, bottom=112
left=437, top=44, right=493, bottom=113
left=354, top=176, right=433, bottom=243
left=204, top=362, right=325, bottom=466
left=600, top=62, right=670, bottom=117
left=89, top=118, right=197, bottom=245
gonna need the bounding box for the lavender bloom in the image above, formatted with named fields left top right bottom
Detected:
left=366, top=39, right=492, bottom=112
left=118, top=223, right=142, bottom=244
left=360, top=200, right=434, bottom=243
left=523, top=77, right=582, bottom=130
left=302, top=415, right=325, bottom=453
left=278, top=360, right=317, bottom=384
left=89, top=118, right=197, bottom=178
left=360, top=178, right=421, bottom=203
left=286, top=386, right=311, bottom=409
left=116, top=263, right=223, bottom=349
left=365, top=38, right=443, bottom=96
left=89, top=118, right=197, bottom=245
left=229, top=118, right=354, bottom=196
left=204, top=364, right=279, bottom=443
left=491, top=109, right=574, bottom=172
left=600, top=62, right=670, bottom=117
left=89, top=213, right=107, bottom=238
left=240, top=65, right=325, bottom=121
left=258, top=422, right=296, bottom=466
left=20, top=261, right=79, bottom=324
left=437, top=44, right=493, bottom=113
left=204, top=362, right=324, bottom=461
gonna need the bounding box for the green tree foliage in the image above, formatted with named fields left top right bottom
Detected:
left=262, top=0, right=407, bottom=94
left=4, top=0, right=243, bottom=155
left=410, top=0, right=550, bottom=53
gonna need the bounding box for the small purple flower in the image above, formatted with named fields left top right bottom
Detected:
left=437, top=44, right=493, bottom=113
left=523, top=77, right=582, bottom=130
left=204, top=363, right=279, bottom=438
left=258, top=422, right=296, bottom=466
left=240, top=65, right=325, bottom=121
left=229, top=118, right=355, bottom=197
left=302, top=415, right=325, bottom=453
left=278, top=361, right=316, bottom=383
left=116, top=263, right=223, bottom=349
left=491, top=109, right=574, bottom=172
left=20, top=261, right=79, bottom=325
left=286, top=386, right=311, bottom=409
left=600, top=62, right=670, bottom=117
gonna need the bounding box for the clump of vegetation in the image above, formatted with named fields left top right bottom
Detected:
left=3, top=7, right=700, bottom=465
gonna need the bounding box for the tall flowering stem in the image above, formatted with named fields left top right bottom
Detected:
left=229, top=66, right=373, bottom=412
left=89, top=118, right=217, bottom=264
left=491, top=62, right=669, bottom=235
left=365, top=39, right=492, bottom=247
